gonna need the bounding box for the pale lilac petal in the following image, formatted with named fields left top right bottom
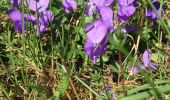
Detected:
left=142, top=49, right=152, bottom=66
left=26, top=0, right=49, bottom=12
left=86, top=19, right=107, bottom=44
left=63, top=0, right=77, bottom=12
left=97, top=6, right=113, bottom=27
left=131, top=66, right=139, bottom=74
left=104, top=0, right=114, bottom=6
left=126, top=0, right=135, bottom=5
left=25, top=0, right=37, bottom=12
left=93, top=0, right=105, bottom=6
left=118, top=0, right=134, bottom=6
left=117, top=0, right=124, bottom=5
left=38, top=0, right=50, bottom=12
left=118, top=6, right=136, bottom=17
left=138, top=63, right=146, bottom=69
left=8, top=9, right=22, bottom=21
left=39, top=24, right=47, bottom=32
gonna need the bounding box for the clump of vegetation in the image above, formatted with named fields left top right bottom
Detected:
left=0, top=0, right=170, bottom=99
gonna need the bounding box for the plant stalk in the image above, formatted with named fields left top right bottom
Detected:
left=118, top=51, right=126, bottom=97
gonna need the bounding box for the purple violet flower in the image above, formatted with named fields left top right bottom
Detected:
left=85, top=19, right=108, bottom=44
left=145, top=0, right=165, bottom=20
left=142, top=49, right=157, bottom=70
left=24, top=13, right=37, bottom=24
left=25, top=0, right=50, bottom=12
left=8, top=0, right=53, bottom=35
left=85, top=0, right=114, bottom=16
left=24, top=10, right=54, bottom=33
left=8, top=9, right=26, bottom=34
left=131, top=49, right=157, bottom=74
left=117, top=0, right=136, bottom=23
left=131, top=66, right=139, bottom=74
left=84, top=36, right=108, bottom=63
left=38, top=10, right=54, bottom=32
left=62, top=0, right=77, bottom=13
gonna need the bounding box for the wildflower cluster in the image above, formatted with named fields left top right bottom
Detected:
left=8, top=0, right=167, bottom=72
left=62, top=0, right=166, bottom=65
left=8, top=0, right=54, bottom=34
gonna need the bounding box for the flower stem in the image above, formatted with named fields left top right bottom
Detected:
left=118, top=51, right=126, bottom=97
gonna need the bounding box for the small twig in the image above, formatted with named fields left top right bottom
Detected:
left=66, top=92, right=72, bottom=100
left=118, top=51, right=126, bottom=97
left=62, top=61, right=80, bottom=100
left=69, top=77, right=81, bottom=100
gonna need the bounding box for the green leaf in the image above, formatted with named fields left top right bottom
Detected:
left=120, top=85, right=170, bottom=100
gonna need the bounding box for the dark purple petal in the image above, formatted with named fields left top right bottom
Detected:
left=93, top=36, right=108, bottom=56
left=145, top=0, right=165, bottom=20
left=125, top=25, right=136, bottom=32
left=149, top=63, right=157, bottom=71
left=152, top=1, right=160, bottom=10
left=132, top=0, right=139, bottom=7
left=11, top=0, right=21, bottom=7
left=84, top=36, right=108, bottom=63
left=14, top=21, right=26, bottom=34
left=117, top=15, right=129, bottom=23
left=162, top=3, right=168, bottom=10
left=84, top=39, right=97, bottom=63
